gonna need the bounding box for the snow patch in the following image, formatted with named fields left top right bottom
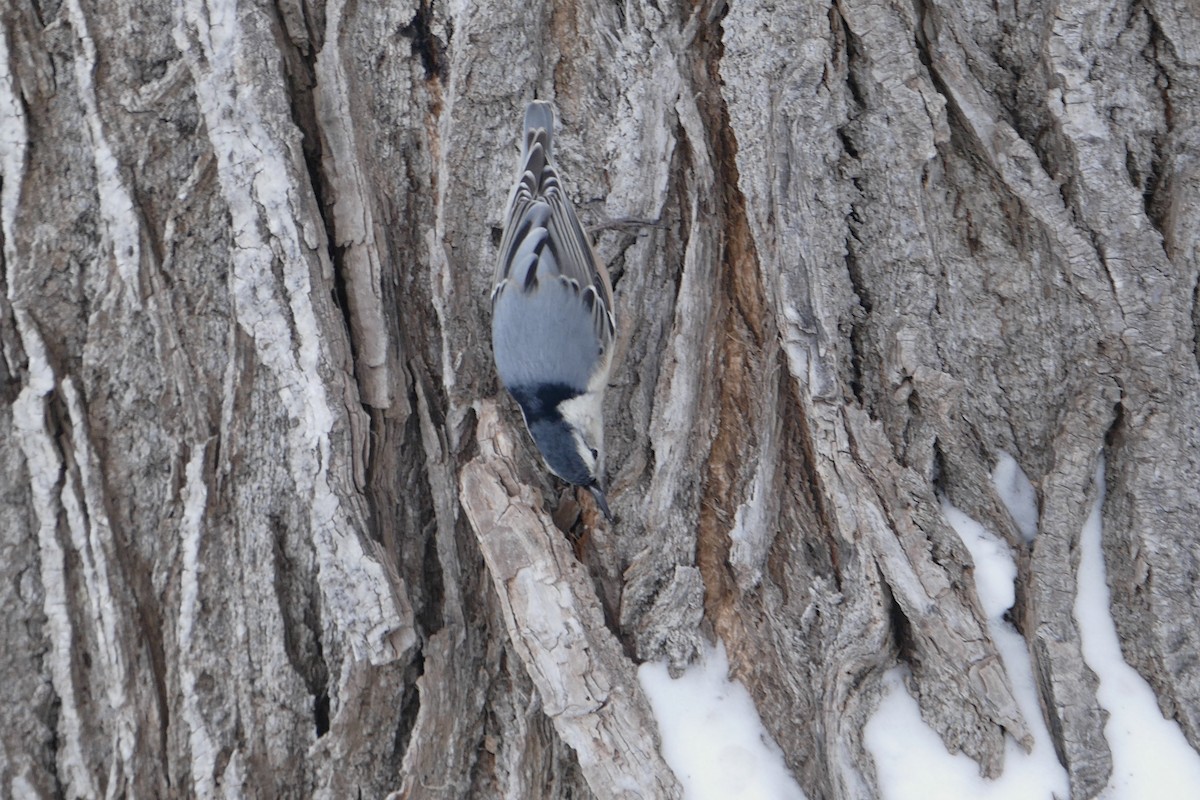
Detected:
left=869, top=470, right=1200, bottom=800
left=866, top=498, right=1069, bottom=800
left=639, top=640, right=807, bottom=800
left=942, top=502, right=1017, bottom=619
left=1075, top=461, right=1200, bottom=797
left=991, top=451, right=1038, bottom=541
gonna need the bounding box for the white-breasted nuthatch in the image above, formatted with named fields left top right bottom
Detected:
left=490, top=101, right=616, bottom=520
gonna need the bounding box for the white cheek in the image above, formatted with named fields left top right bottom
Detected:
left=577, top=438, right=598, bottom=472
left=558, top=394, right=604, bottom=440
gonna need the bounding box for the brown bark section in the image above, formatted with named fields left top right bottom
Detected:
left=2, top=0, right=1198, bottom=798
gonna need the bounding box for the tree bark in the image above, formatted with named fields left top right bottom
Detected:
left=2, top=0, right=1198, bottom=798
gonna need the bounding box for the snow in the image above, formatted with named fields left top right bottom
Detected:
left=867, top=456, right=1200, bottom=800
left=1075, top=462, right=1200, bottom=797
left=866, top=494, right=1069, bottom=800
left=868, top=667, right=1063, bottom=800
left=639, top=640, right=807, bottom=800
left=991, top=451, right=1038, bottom=542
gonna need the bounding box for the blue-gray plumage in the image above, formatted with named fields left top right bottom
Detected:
left=491, top=101, right=615, bottom=520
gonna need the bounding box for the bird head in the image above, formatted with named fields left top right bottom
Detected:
left=512, top=384, right=611, bottom=520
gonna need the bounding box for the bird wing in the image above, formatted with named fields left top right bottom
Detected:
left=492, top=105, right=615, bottom=359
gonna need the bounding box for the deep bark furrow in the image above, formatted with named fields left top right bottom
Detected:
left=3, top=1, right=1199, bottom=798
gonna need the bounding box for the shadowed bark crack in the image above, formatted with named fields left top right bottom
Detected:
left=6, top=0, right=1200, bottom=797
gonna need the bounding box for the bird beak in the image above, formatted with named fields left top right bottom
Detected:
left=587, top=482, right=614, bottom=522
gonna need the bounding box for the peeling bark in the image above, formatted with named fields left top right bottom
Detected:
left=3, top=0, right=1199, bottom=798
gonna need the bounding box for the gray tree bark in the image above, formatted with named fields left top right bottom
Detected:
left=2, top=0, right=1198, bottom=798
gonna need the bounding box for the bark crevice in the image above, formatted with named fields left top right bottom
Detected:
left=6, top=1, right=1200, bottom=797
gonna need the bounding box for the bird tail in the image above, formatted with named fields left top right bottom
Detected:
left=523, top=101, right=555, bottom=160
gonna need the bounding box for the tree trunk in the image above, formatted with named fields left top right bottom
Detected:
left=2, top=0, right=1198, bottom=798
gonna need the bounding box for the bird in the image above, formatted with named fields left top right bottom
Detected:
left=490, top=100, right=616, bottom=521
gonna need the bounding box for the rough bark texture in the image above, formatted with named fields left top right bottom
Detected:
left=2, top=0, right=1198, bottom=799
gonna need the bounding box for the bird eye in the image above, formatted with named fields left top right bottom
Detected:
left=589, top=448, right=599, bottom=460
